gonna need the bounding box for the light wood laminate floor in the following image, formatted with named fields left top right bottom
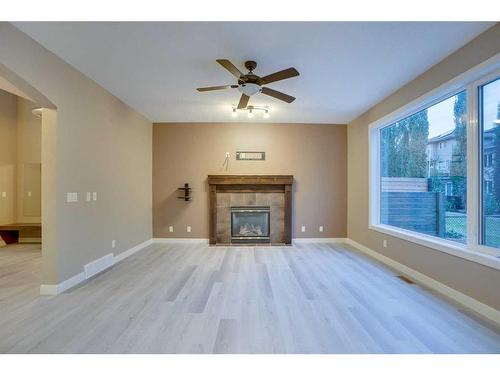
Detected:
left=1, top=242, right=499, bottom=353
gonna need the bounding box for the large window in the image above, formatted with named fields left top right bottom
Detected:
left=480, top=77, right=500, bottom=248
left=370, top=62, right=500, bottom=266
left=379, top=92, right=467, bottom=243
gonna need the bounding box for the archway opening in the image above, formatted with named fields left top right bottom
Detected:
left=0, top=64, right=58, bottom=297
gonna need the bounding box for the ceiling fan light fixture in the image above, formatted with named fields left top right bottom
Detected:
left=231, top=105, right=269, bottom=118
left=238, top=83, right=261, bottom=97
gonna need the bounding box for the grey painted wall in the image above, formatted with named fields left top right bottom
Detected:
left=0, top=23, right=153, bottom=284
left=348, top=24, right=500, bottom=310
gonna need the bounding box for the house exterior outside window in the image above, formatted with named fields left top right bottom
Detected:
left=427, top=128, right=495, bottom=195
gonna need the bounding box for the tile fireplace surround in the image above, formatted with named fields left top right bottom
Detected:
left=208, top=175, right=293, bottom=245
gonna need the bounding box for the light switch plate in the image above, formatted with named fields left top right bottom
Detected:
left=112, top=240, right=116, bottom=249
left=27, top=191, right=32, bottom=197
left=1, top=192, right=6, bottom=198
left=169, top=226, right=174, bottom=233
left=86, top=192, right=91, bottom=201
left=319, top=226, right=324, bottom=232
left=66, top=192, right=78, bottom=203
left=301, top=225, right=306, bottom=232
left=187, top=225, right=191, bottom=233
left=92, top=192, right=97, bottom=201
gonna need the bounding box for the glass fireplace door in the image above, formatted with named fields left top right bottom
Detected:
left=231, top=206, right=270, bottom=243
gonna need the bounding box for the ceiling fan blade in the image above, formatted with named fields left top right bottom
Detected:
left=261, top=87, right=295, bottom=103
left=261, top=67, right=299, bottom=85
left=197, top=85, right=238, bottom=92
left=237, top=94, right=250, bottom=109
left=216, top=59, right=244, bottom=79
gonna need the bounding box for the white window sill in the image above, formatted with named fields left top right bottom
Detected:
left=369, top=224, right=500, bottom=271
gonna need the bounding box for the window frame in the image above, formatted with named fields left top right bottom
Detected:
left=485, top=180, right=492, bottom=194
left=445, top=181, right=453, bottom=196
left=476, top=71, right=500, bottom=254
left=368, top=53, right=500, bottom=271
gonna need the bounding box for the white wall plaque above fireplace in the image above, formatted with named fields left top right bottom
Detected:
left=236, top=151, right=265, bottom=160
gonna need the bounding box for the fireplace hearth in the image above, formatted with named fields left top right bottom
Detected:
left=231, top=206, right=270, bottom=243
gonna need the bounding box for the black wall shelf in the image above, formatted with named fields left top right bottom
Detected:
left=177, top=183, right=192, bottom=201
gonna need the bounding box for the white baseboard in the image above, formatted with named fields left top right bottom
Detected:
left=293, top=237, right=348, bottom=244
left=40, top=272, right=85, bottom=296
left=84, top=253, right=114, bottom=279
left=40, top=238, right=153, bottom=296
left=115, top=238, right=154, bottom=263
left=344, top=238, right=500, bottom=327
left=152, top=237, right=347, bottom=244
left=153, top=238, right=209, bottom=244
left=19, top=237, right=42, bottom=244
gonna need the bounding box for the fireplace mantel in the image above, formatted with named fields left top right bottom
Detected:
left=208, top=175, right=293, bottom=245
left=208, top=175, right=293, bottom=186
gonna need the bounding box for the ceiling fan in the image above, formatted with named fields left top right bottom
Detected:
left=197, top=59, right=299, bottom=109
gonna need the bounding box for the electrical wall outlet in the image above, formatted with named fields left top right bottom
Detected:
left=319, top=225, right=324, bottom=232
left=187, top=225, right=191, bottom=233
left=383, top=239, right=387, bottom=248
left=169, top=226, right=174, bottom=233
left=92, top=192, right=97, bottom=201
left=1, top=192, right=6, bottom=198
left=301, top=225, right=306, bottom=233
left=112, top=240, right=116, bottom=249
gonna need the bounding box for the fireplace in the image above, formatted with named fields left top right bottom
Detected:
left=231, top=206, right=270, bottom=243
left=208, top=175, right=293, bottom=245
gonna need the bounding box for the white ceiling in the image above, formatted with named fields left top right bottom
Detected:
left=13, top=22, right=494, bottom=124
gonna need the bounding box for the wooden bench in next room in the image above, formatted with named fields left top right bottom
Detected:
left=0, top=223, right=42, bottom=246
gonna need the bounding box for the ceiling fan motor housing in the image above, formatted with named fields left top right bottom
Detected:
left=244, top=60, right=257, bottom=72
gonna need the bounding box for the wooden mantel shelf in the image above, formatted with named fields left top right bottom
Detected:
left=208, top=175, right=293, bottom=245
left=208, top=175, right=293, bottom=185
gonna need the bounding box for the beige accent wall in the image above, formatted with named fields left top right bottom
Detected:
left=153, top=123, right=347, bottom=239
left=0, top=91, right=43, bottom=226
left=0, top=89, right=17, bottom=225
left=348, top=24, right=500, bottom=310
left=40, top=108, right=58, bottom=282
left=0, top=23, right=152, bottom=284
left=16, top=96, right=41, bottom=223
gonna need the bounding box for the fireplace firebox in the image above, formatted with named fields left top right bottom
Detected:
left=231, top=206, right=270, bottom=243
